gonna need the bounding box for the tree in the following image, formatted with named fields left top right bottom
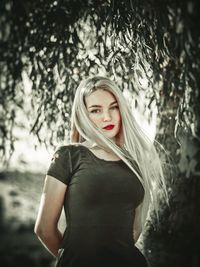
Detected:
left=0, top=0, right=199, bottom=266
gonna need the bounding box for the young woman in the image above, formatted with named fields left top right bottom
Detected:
left=34, top=76, right=168, bottom=267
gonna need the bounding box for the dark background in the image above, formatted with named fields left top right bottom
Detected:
left=0, top=0, right=200, bottom=266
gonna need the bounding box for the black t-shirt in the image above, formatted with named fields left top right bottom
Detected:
left=47, top=144, right=147, bottom=267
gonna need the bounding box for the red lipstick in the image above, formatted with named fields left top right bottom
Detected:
left=103, top=124, right=114, bottom=130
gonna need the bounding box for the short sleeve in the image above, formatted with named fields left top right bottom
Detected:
left=46, top=146, right=72, bottom=185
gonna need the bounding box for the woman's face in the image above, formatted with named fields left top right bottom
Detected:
left=85, top=89, right=121, bottom=141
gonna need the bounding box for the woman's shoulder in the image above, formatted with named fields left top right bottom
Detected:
left=55, top=142, right=84, bottom=151
left=54, top=142, right=87, bottom=159
left=47, top=143, right=82, bottom=185
left=63, top=141, right=91, bottom=150
left=51, top=143, right=85, bottom=172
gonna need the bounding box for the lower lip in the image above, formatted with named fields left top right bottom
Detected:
left=103, top=125, right=114, bottom=130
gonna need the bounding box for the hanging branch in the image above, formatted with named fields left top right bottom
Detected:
left=0, top=0, right=199, bottom=159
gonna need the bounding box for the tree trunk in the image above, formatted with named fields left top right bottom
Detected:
left=144, top=111, right=200, bottom=267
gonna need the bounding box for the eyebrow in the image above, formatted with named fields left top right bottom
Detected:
left=88, top=100, right=118, bottom=109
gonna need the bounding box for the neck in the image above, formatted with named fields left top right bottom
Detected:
left=92, top=140, right=119, bottom=154
left=93, top=144, right=113, bottom=154
left=84, top=140, right=113, bottom=153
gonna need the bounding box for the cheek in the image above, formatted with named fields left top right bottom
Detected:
left=116, top=110, right=121, bottom=123
left=88, top=115, right=101, bottom=126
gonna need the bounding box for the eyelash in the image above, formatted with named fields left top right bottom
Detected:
left=90, top=106, right=119, bottom=113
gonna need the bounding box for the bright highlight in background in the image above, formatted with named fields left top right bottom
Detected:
left=123, top=88, right=157, bottom=143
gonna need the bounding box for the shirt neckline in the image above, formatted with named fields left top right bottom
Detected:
left=80, top=145, right=123, bottom=163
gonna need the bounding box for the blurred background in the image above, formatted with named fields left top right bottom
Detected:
left=0, top=0, right=200, bottom=266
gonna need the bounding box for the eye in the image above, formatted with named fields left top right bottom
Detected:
left=90, top=109, right=101, bottom=113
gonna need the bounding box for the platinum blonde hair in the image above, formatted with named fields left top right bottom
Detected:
left=70, top=76, right=168, bottom=229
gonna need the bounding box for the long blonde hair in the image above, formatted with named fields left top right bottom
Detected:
left=70, top=76, right=168, bottom=229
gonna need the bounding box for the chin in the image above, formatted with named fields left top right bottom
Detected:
left=104, top=132, right=118, bottom=139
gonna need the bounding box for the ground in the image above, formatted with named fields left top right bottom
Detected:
left=0, top=171, right=54, bottom=267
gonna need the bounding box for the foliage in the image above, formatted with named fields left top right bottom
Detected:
left=0, top=0, right=199, bottom=160
left=1, top=2, right=200, bottom=266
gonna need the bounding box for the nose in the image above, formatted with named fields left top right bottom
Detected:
left=103, top=110, right=112, bottom=121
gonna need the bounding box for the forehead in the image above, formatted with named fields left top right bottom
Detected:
left=85, top=89, right=117, bottom=107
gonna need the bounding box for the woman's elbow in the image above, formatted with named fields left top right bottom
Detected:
left=34, top=223, right=44, bottom=237
left=34, top=223, right=52, bottom=239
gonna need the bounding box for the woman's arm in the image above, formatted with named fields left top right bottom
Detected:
left=34, top=175, right=67, bottom=257
left=133, top=203, right=143, bottom=243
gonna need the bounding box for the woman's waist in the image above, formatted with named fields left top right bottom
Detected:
left=62, top=224, right=134, bottom=245
left=66, top=223, right=133, bottom=233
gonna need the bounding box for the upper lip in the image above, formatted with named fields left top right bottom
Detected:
left=103, top=124, right=114, bottom=129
